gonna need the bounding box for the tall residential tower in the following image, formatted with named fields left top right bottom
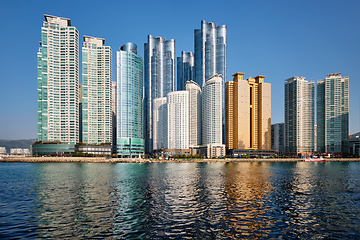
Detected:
left=144, top=35, right=175, bottom=154
left=284, top=77, right=315, bottom=156
left=37, top=15, right=79, bottom=144
left=82, top=36, right=112, bottom=144
left=177, top=51, right=194, bottom=91
left=194, top=20, right=227, bottom=88
left=225, top=73, right=271, bottom=151
left=317, top=73, right=349, bottom=156
left=117, top=43, right=144, bottom=157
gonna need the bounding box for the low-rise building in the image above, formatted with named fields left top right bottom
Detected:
left=32, top=142, right=75, bottom=156
left=75, top=144, right=112, bottom=156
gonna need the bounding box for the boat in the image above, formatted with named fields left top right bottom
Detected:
left=303, top=156, right=326, bottom=162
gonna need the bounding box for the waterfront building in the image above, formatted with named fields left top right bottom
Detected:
left=82, top=36, right=112, bottom=145
left=194, top=20, right=227, bottom=88
left=37, top=15, right=79, bottom=144
left=144, top=35, right=175, bottom=154
left=117, top=43, right=144, bottom=157
left=185, top=81, right=202, bottom=146
left=153, top=97, right=167, bottom=150
left=167, top=91, right=189, bottom=149
left=271, top=123, right=285, bottom=155
left=75, top=144, right=112, bottom=156
left=317, top=73, right=349, bottom=156
left=284, top=76, right=315, bottom=156
left=112, top=81, right=117, bottom=153
left=0, top=147, right=6, bottom=154
left=225, top=73, right=271, bottom=151
left=177, top=51, right=194, bottom=91
left=202, top=75, right=223, bottom=145
left=31, top=142, right=75, bottom=156
left=79, top=83, right=83, bottom=143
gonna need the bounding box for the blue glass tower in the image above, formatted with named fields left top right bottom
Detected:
left=144, top=35, right=175, bottom=154
left=194, top=20, right=227, bottom=88
left=177, top=51, right=194, bottom=91
left=117, top=43, right=144, bottom=157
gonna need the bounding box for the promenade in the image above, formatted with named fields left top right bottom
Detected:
left=1, top=157, right=359, bottom=163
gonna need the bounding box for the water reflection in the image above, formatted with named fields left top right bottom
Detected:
left=1, top=162, right=360, bottom=239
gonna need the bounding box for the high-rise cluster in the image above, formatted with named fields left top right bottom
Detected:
left=283, top=73, right=349, bottom=157
left=36, top=14, right=351, bottom=158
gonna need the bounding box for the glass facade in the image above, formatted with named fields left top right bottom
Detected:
left=144, top=35, right=175, bottom=154
left=37, top=15, right=79, bottom=144
left=317, top=73, right=349, bottom=155
left=117, top=43, right=144, bottom=157
left=194, top=20, right=227, bottom=88
left=82, top=36, right=112, bottom=145
left=177, top=51, right=194, bottom=91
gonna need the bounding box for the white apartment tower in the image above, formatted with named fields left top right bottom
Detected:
left=284, top=76, right=315, bottom=156
left=202, top=74, right=223, bottom=145
left=153, top=97, right=167, bottom=150
left=167, top=91, right=189, bottom=149
left=185, top=81, right=202, bottom=146
left=82, top=36, right=112, bottom=144
left=37, top=15, right=79, bottom=144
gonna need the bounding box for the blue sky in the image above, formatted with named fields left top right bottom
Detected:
left=0, top=0, right=359, bottom=140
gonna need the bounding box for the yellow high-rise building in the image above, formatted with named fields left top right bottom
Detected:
left=225, top=73, right=271, bottom=151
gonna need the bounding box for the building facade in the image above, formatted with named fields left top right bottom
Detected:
left=144, top=35, right=175, bottom=154
left=185, top=81, right=202, bottom=147
left=194, top=20, right=227, bottom=88
left=37, top=15, right=79, bottom=144
left=202, top=75, right=223, bottom=145
left=82, top=36, right=112, bottom=144
left=284, top=77, right=315, bottom=156
left=271, top=123, right=285, bottom=154
left=117, top=43, right=144, bottom=157
left=317, top=73, right=349, bottom=155
left=152, top=97, right=167, bottom=150
left=225, top=73, right=271, bottom=151
left=167, top=91, right=189, bottom=149
left=177, top=51, right=194, bottom=91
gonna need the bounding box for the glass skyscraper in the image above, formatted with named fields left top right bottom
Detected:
left=317, top=73, right=349, bottom=155
left=144, top=35, right=175, bottom=154
left=117, top=43, right=144, bottom=157
left=194, top=20, right=227, bottom=88
left=37, top=15, right=79, bottom=144
left=177, top=51, right=194, bottom=91
left=82, top=36, right=112, bottom=144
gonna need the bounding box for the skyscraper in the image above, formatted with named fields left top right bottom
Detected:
left=177, top=51, right=194, bottom=91
left=153, top=97, right=167, bottom=150
left=225, top=73, right=271, bottom=150
left=202, top=74, right=223, bottom=145
left=37, top=15, right=79, bottom=144
left=82, top=36, right=112, bottom=144
left=167, top=91, right=189, bottom=149
left=194, top=20, right=226, bottom=88
left=317, top=73, right=349, bottom=155
left=271, top=123, right=285, bottom=154
left=185, top=81, right=202, bottom=147
left=144, top=35, right=175, bottom=154
left=117, top=43, right=144, bottom=157
left=284, top=76, right=315, bottom=156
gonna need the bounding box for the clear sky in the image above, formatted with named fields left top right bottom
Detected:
left=0, top=0, right=359, bottom=140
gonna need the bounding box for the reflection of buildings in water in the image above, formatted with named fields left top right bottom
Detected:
left=111, top=162, right=226, bottom=238
left=221, top=162, right=273, bottom=238
left=33, top=163, right=116, bottom=238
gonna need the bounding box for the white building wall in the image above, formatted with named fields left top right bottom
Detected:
left=202, top=74, right=223, bottom=145
left=153, top=97, right=167, bottom=150
left=185, top=81, right=201, bottom=146
left=167, top=91, right=189, bottom=149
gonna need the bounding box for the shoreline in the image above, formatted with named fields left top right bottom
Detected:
left=1, top=157, right=360, bottom=163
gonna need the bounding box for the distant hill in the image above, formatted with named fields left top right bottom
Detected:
left=0, top=139, right=37, bottom=153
